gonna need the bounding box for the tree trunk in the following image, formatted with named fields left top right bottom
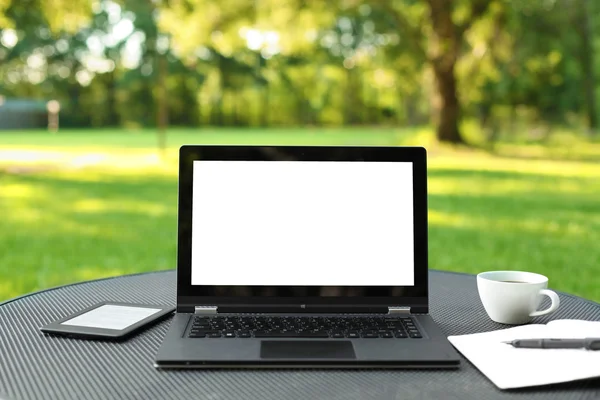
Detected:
left=261, top=85, right=269, bottom=127
left=345, top=67, right=359, bottom=125
left=580, top=0, right=597, bottom=132
left=156, top=53, right=168, bottom=153
left=106, top=69, right=118, bottom=126
left=432, top=62, right=463, bottom=143
left=404, top=92, right=421, bottom=125
left=260, top=54, right=269, bottom=127
left=427, top=0, right=466, bottom=144
left=215, top=56, right=224, bottom=126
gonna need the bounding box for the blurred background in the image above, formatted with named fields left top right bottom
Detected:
left=1, top=0, right=599, bottom=302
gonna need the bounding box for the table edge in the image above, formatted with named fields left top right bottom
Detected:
left=0, top=269, right=174, bottom=308
left=2, top=269, right=598, bottom=309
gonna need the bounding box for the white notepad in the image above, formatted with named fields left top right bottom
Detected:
left=448, top=320, right=600, bottom=389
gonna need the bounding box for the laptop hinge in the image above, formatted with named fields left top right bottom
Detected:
left=388, top=306, right=411, bottom=315
left=194, top=305, right=218, bottom=315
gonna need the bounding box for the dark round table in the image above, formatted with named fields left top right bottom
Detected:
left=1, top=270, right=599, bottom=400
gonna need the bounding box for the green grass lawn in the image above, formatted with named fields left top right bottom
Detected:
left=1, top=127, right=599, bottom=303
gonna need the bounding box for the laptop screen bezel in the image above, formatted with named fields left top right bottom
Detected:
left=176, top=145, right=428, bottom=309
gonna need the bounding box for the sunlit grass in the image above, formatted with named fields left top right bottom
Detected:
left=1, top=128, right=599, bottom=303
left=1, top=168, right=178, bottom=299
left=426, top=152, right=600, bottom=301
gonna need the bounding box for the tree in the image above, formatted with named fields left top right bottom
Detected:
left=480, top=0, right=593, bottom=140
left=573, top=0, right=597, bottom=132
left=122, top=0, right=171, bottom=150
left=0, top=0, right=90, bottom=31
left=3, top=0, right=599, bottom=137
left=373, top=0, right=496, bottom=144
left=0, top=0, right=11, bottom=28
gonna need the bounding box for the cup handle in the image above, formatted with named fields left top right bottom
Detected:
left=529, top=289, right=560, bottom=317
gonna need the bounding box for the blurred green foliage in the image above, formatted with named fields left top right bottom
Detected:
left=1, top=0, right=599, bottom=142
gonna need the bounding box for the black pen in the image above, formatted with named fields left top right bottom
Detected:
left=503, top=338, right=600, bottom=350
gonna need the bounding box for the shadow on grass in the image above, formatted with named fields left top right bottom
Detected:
left=467, top=139, right=600, bottom=164
left=487, top=151, right=600, bottom=164
left=428, top=168, right=600, bottom=208
left=429, top=166, right=598, bottom=181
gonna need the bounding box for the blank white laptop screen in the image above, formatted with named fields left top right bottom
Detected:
left=191, top=161, right=414, bottom=286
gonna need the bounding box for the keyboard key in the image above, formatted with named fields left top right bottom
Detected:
left=207, top=332, right=221, bottom=338
left=361, top=332, right=379, bottom=338
left=381, top=332, right=393, bottom=338
left=254, top=331, right=329, bottom=338
left=223, top=331, right=236, bottom=338
left=409, top=332, right=422, bottom=338
left=394, top=331, right=408, bottom=338
left=190, top=330, right=217, bottom=336
left=331, top=332, right=345, bottom=338
left=189, top=332, right=206, bottom=338
left=237, top=331, right=251, bottom=338
left=347, top=332, right=360, bottom=338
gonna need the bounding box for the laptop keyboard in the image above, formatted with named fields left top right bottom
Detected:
left=188, top=315, right=422, bottom=339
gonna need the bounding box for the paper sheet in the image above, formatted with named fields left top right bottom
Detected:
left=448, top=320, right=600, bottom=389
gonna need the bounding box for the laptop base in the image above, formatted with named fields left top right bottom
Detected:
left=154, top=313, right=461, bottom=369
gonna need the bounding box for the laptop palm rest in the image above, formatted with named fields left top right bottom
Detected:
left=260, top=341, right=356, bottom=359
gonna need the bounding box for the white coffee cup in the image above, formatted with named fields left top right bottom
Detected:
left=477, top=271, right=560, bottom=325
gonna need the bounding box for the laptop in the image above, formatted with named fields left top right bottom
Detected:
left=154, top=145, right=461, bottom=368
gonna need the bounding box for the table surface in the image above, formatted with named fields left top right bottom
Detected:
left=1, top=270, right=599, bottom=400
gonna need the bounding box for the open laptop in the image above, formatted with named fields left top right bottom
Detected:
left=154, top=145, right=461, bottom=368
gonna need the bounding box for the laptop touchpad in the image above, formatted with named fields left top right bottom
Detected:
left=260, top=341, right=356, bottom=359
